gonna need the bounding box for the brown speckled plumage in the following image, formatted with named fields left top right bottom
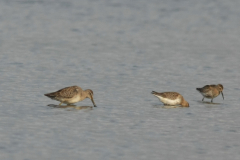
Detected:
left=151, top=91, right=189, bottom=107
left=196, top=84, right=224, bottom=103
left=45, top=86, right=81, bottom=99
left=44, top=85, right=97, bottom=107
left=153, top=92, right=180, bottom=100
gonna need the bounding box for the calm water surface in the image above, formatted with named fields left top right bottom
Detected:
left=0, top=0, right=240, bottom=159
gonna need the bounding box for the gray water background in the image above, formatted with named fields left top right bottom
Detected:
left=0, top=0, right=240, bottom=159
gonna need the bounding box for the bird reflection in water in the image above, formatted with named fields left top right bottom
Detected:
left=196, top=101, right=221, bottom=105
left=153, top=104, right=185, bottom=109
left=47, top=104, right=93, bottom=110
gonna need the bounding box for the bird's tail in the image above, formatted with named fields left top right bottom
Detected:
left=196, top=88, right=201, bottom=91
left=151, top=91, right=158, bottom=95
left=44, top=93, right=55, bottom=98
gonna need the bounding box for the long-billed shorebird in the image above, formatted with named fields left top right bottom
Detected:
left=196, top=84, right=224, bottom=103
left=44, top=86, right=97, bottom=107
left=151, top=91, right=189, bottom=107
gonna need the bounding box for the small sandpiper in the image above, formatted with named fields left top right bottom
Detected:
left=151, top=91, right=189, bottom=107
left=44, top=85, right=97, bottom=107
left=196, top=84, right=224, bottom=103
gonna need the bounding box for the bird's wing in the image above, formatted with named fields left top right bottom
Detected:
left=55, top=86, right=82, bottom=98
left=201, top=85, right=212, bottom=92
left=164, top=92, right=180, bottom=100
left=152, top=91, right=179, bottom=100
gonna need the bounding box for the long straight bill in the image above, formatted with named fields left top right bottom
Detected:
left=90, top=95, right=97, bottom=107
left=221, top=91, right=224, bottom=100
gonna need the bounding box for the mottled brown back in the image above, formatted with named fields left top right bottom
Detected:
left=197, top=84, right=223, bottom=92
left=44, top=86, right=82, bottom=99
left=152, top=91, right=180, bottom=100
left=196, top=85, right=211, bottom=92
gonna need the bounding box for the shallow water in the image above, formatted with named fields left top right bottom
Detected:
left=0, top=0, right=240, bottom=159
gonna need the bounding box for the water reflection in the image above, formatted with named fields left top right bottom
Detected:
left=196, top=101, right=221, bottom=105
left=153, top=104, right=186, bottom=109
left=47, top=104, right=93, bottom=110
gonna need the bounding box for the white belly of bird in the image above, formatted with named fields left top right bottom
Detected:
left=157, top=96, right=181, bottom=105
left=200, top=91, right=213, bottom=99
left=64, top=95, right=81, bottom=104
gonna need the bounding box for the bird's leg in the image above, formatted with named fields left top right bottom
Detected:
left=211, top=99, right=213, bottom=103
left=202, top=97, right=204, bottom=101
left=59, top=102, right=63, bottom=106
